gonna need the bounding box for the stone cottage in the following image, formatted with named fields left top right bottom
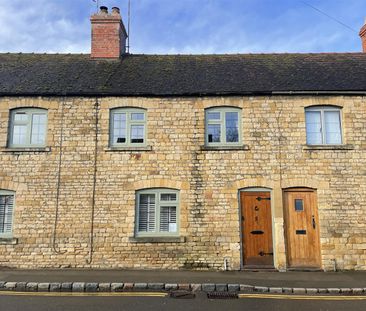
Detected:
left=1, top=6, right=366, bottom=271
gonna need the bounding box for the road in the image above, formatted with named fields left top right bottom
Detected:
left=1, top=292, right=366, bottom=311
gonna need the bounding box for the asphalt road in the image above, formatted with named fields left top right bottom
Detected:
left=1, top=293, right=366, bottom=311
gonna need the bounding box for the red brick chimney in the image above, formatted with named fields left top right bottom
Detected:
left=90, top=6, right=128, bottom=59
left=359, top=20, right=366, bottom=52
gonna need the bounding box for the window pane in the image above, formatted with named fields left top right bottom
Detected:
left=12, top=125, right=27, bottom=145
left=0, top=195, right=14, bottom=234
left=31, top=114, right=47, bottom=145
left=225, top=112, right=239, bottom=142
left=305, top=111, right=322, bottom=144
left=295, top=199, right=304, bottom=212
left=324, top=111, right=342, bottom=144
left=160, top=206, right=177, bottom=232
left=139, top=194, right=155, bottom=232
left=131, top=125, right=144, bottom=143
left=207, top=112, right=221, bottom=120
left=131, top=113, right=144, bottom=121
left=113, top=113, right=126, bottom=144
left=161, top=193, right=177, bottom=201
left=14, top=113, right=28, bottom=122
left=207, top=124, right=221, bottom=143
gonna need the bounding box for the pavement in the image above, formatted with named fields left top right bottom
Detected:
left=0, top=269, right=365, bottom=289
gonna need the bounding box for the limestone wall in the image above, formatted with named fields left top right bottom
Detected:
left=0, top=95, right=365, bottom=270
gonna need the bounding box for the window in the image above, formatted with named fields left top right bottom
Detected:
left=110, top=108, right=147, bottom=147
left=0, top=190, right=15, bottom=238
left=305, top=106, right=342, bottom=145
left=205, top=107, right=241, bottom=146
left=9, top=108, right=47, bottom=147
left=136, top=189, right=179, bottom=236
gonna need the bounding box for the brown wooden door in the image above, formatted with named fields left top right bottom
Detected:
left=283, top=189, right=321, bottom=268
left=241, top=191, right=274, bottom=268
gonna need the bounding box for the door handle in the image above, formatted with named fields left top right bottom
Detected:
left=312, top=216, right=316, bottom=229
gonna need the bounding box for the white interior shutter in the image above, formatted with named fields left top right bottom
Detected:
left=160, top=206, right=177, bottom=232
left=139, top=194, right=155, bottom=232
left=0, top=195, right=14, bottom=234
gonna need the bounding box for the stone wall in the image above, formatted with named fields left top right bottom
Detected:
left=0, top=95, right=365, bottom=270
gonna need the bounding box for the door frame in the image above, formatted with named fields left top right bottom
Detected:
left=283, top=187, right=322, bottom=270
left=239, top=187, right=276, bottom=269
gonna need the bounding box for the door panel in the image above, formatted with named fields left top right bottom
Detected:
left=283, top=189, right=321, bottom=268
left=241, top=192, right=274, bottom=267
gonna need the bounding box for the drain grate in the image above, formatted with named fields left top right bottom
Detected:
left=170, top=291, right=196, bottom=299
left=207, top=292, right=238, bottom=299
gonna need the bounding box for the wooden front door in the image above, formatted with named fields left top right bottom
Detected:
left=241, top=191, right=274, bottom=268
left=283, top=189, right=321, bottom=268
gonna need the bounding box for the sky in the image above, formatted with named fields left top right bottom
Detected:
left=0, top=0, right=365, bottom=54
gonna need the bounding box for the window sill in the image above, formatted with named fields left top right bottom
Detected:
left=105, top=146, right=152, bottom=152
left=0, top=238, right=18, bottom=245
left=1, top=147, right=51, bottom=153
left=200, top=145, right=250, bottom=151
left=303, top=144, right=354, bottom=151
left=129, top=236, right=186, bottom=243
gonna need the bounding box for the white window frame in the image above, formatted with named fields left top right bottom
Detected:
left=8, top=108, right=48, bottom=148
left=305, top=106, right=343, bottom=145
left=0, top=190, right=15, bottom=238
left=205, top=107, right=242, bottom=146
left=110, top=108, right=147, bottom=147
left=135, top=188, right=180, bottom=237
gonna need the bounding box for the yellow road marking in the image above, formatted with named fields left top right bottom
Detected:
left=0, top=291, right=167, bottom=298
left=239, top=293, right=366, bottom=301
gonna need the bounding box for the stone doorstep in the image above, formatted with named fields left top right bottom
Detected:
left=0, top=281, right=364, bottom=295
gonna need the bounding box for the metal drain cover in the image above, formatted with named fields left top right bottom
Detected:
left=207, top=292, right=238, bottom=299
left=170, top=291, right=195, bottom=299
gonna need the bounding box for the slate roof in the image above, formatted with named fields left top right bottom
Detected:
left=1, top=53, right=366, bottom=96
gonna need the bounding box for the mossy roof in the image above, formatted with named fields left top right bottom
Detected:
left=1, top=53, right=366, bottom=96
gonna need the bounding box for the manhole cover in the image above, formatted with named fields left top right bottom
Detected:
left=207, top=292, right=238, bottom=299
left=170, top=291, right=195, bottom=299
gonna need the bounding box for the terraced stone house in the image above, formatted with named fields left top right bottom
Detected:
left=1, top=6, right=366, bottom=271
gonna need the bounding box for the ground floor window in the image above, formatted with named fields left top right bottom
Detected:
left=136, top=188, right=179, bottom=237
left=0, top=190, right=15, bottom=237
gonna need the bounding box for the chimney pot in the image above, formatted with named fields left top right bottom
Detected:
left=359, top=20, right=366, bottom=52
left=112, top=7, right=120, bottom=15
left=100, top=6, right=108, bottom=15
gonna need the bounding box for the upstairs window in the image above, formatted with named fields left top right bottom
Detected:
left=0, top=190, right=15, bottom=238
left=305, top=106, right=342, bottom=145
left=205, top=107, right=241, bottom=146
left=110, top=108, right=147, bottom=147
left=9, top=108, right=47, bottom=147
left=136, top=189, right=179, bottom=237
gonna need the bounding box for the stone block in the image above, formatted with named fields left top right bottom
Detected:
left=72, top=283, right=85, bottom=292
left=292, top=288, right=306, bottom=295
left=228, top=284, right=240, bottom=292
left=269, top=287, right=283, bottom=294
left=50, top=283, right=61, bottom=292
left=215, top=284, right=228, bottom=292
left=327, top=288, right=340, bottom=294
left=148, top=283, right=164, bottom=290
left=305, top=288, right=318, bottom=294
left=38, top=283, right=50, bottom=292
left=15, top=282, right=26, bottom=291
left=202, top=284, right=215, bottom=292
left=239, top=284, right=254, bottom=292
left=4, top=282, right=17, bottom=290
left=61, top=283, right=72, bottom=292
left=352, top=288, right=364, bottom=294
left=98, top=283, right=111, bottom=292
left=111, top=283, right=124, bottom=292
left=254, top=286, right=269, bottom=293
left=26, top=282, right=38, bottom=292
left=85, top=283, right=98, bottom=292
left=134, top=283, right=148, bottom=290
